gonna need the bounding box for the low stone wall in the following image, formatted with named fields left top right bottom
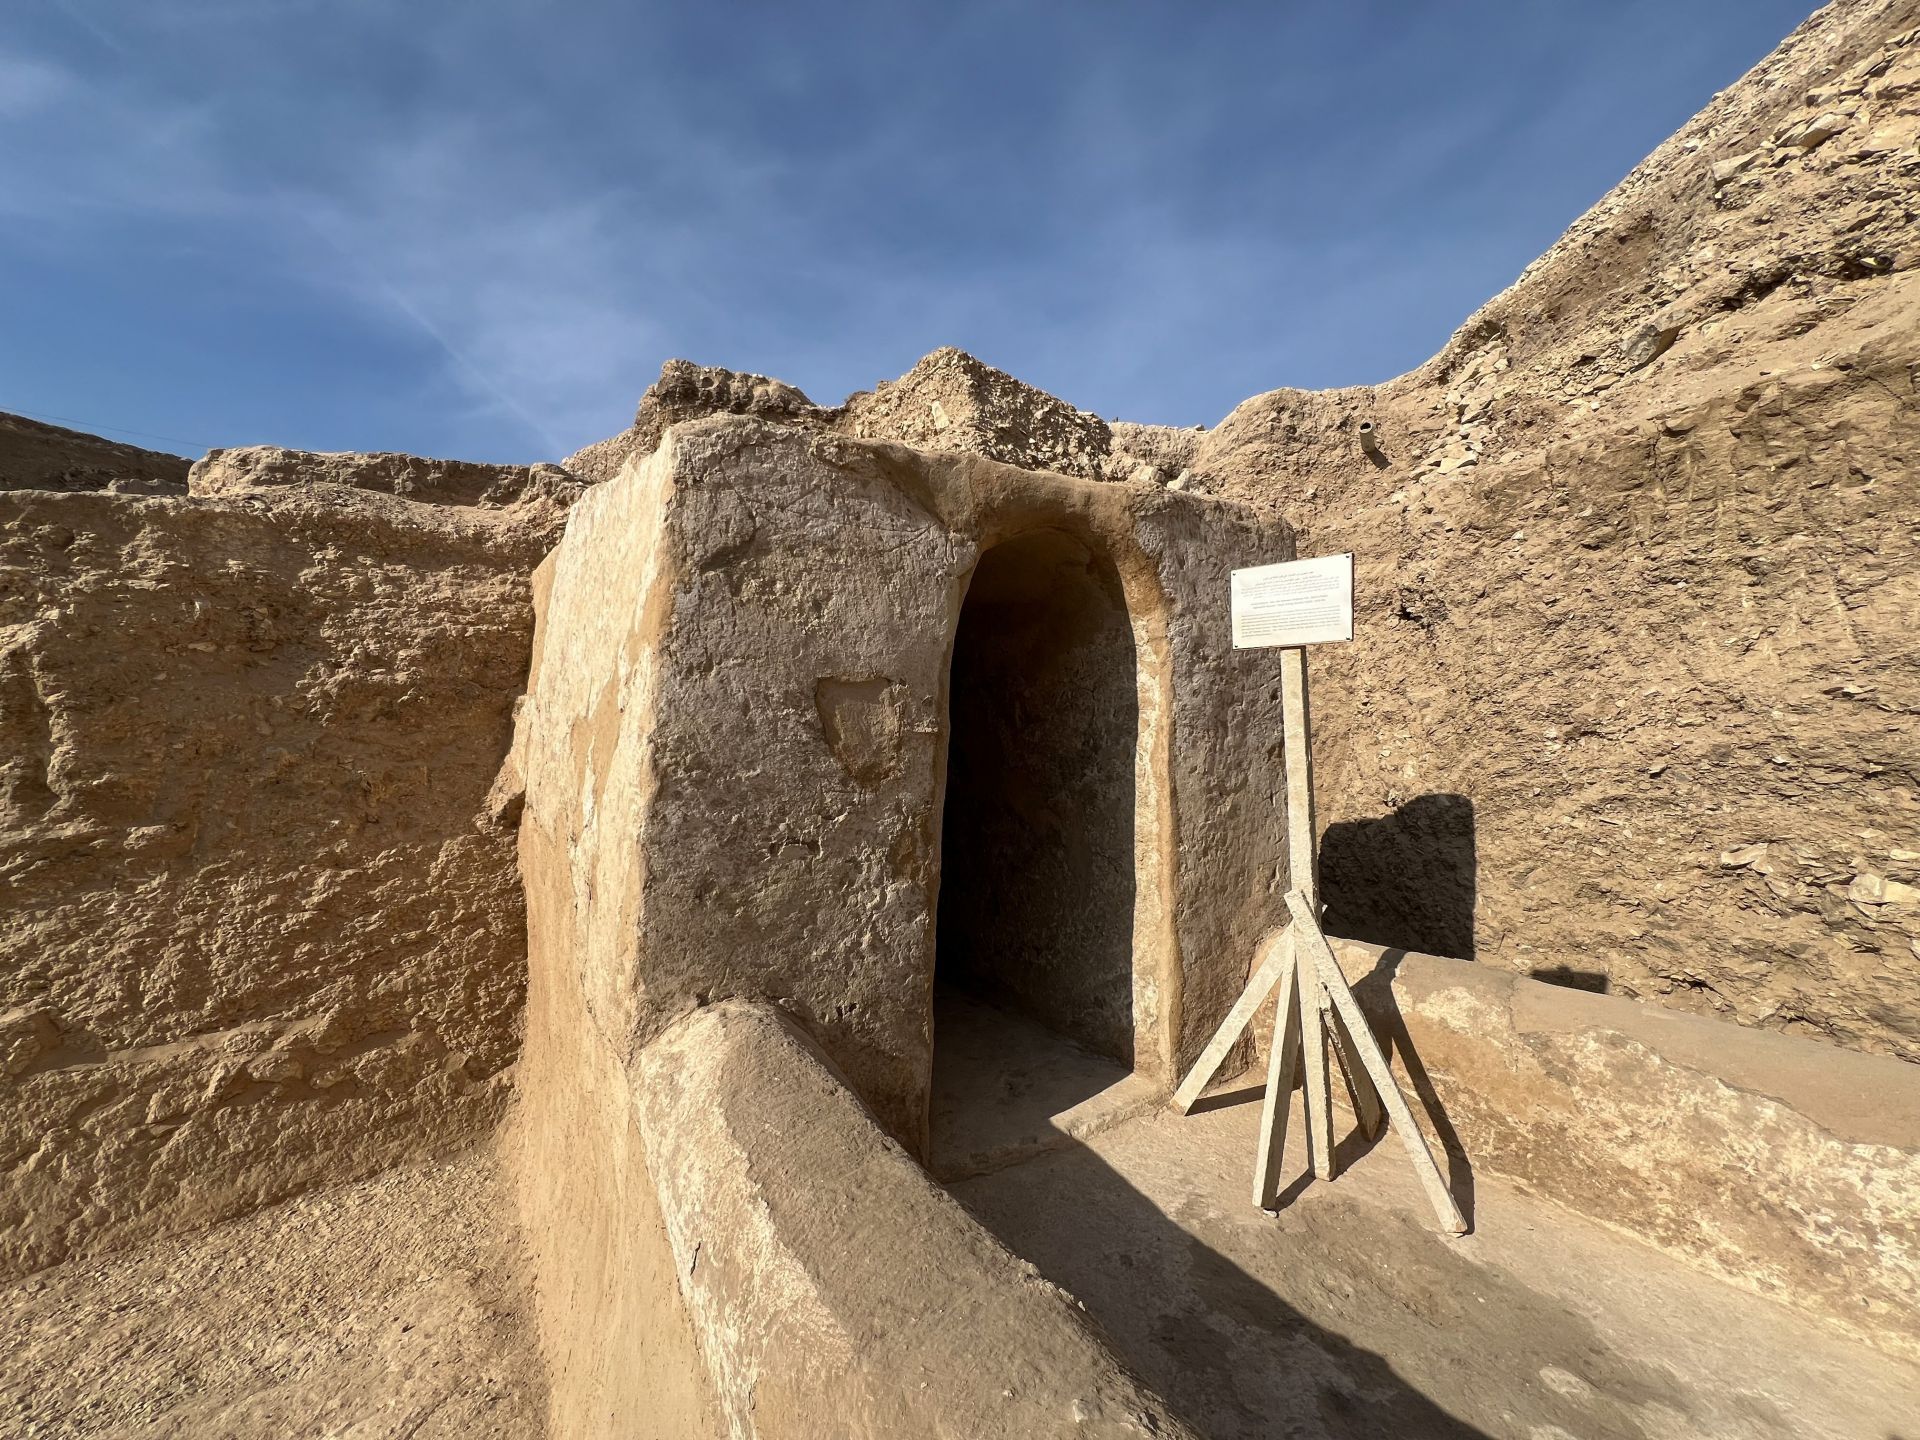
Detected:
left=1, top=461, right=573, bottom=1276
left=510, top=849, right=725, bottom=1440
left=1330, top=939, right=1920, bottom=1362
left=630, top=1000, right=1198, bottom=1440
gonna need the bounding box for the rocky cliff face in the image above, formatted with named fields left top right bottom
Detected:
left=1176, top=0, right=1920, bottom=1061
left=0, top=449, right=580, bottom=1274
left=0, top=412, right=190, bottom=496
left=568, top=348, right=1201, bottom=492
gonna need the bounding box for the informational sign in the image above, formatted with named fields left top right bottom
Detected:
left=1230, top=553, right=1354, bottom=649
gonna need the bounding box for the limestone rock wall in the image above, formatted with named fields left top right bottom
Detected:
left=1178, top=0, right=1920, bottom=1060
left=0, top=456, right=574, bottom=1275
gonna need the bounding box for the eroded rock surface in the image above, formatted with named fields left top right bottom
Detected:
left=564, top=358, right=831, bottom=484
left=190, top=445, right=585, bottom=509
left=1174, top=2, right=1920, bottom=1059
left=568, top=347, right=1195, bottom=492
left=0, top=411, right=190, bottom=496
left=839, top=346, right=1115, bottom=478
left=0, top=455, right=577, bottom=1275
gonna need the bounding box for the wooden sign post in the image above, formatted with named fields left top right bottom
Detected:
left=1172, top=554, right=1465, bottom=1235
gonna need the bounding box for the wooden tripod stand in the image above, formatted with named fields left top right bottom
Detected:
left=1171, top=647, right=1466, bottom=1236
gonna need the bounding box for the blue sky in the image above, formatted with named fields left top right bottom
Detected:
left=3, top=1, right=1814, bottom=463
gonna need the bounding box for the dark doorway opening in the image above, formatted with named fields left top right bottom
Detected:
left=929, top=529, right=1140, bottom=1171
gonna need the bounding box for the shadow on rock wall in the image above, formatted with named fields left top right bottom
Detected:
left=1320, top=795, right=1476, bottom=961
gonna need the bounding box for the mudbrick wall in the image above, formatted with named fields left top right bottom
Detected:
left=0, top=449, right=579, bottom=1275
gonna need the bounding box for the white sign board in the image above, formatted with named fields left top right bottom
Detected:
left=1230, top=553, right=1354, bottom=649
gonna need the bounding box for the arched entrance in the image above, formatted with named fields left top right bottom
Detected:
left=929, top=528, right=1140, bottom=1168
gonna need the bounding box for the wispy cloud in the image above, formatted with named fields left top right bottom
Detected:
left=0, top=52, right=76, bottom=113
left=286, top=168, right=670, bottom=455
left=0, top=0, right=1815, bottom=458
left=47, top=0, right=130, bottom=55
left=0, top=27, right=669, bottom=452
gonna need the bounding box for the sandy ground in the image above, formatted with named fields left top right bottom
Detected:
left=931, top=987, right=1158, bottom=1180
left=0, top=1149, right=545, bottom=1438
left=942, top=993, right=1920, bottom=1440
left=8, top=997, right=1916, bottom=1439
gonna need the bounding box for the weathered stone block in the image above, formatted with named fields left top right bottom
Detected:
left=514, top=414, right=1293, bottom=1152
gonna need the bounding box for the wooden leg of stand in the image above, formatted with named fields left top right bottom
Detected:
left=1298, top=937, right=1335, bottom=1180
left=1330, top=1007, right=1386, bottom=1139
left=1252, top=933, right=1303, bottom=1210
left=1285, top=891, right=1467, bottom=1236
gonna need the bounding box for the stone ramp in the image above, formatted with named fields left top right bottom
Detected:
left=633, top=1001, right=1204, bottom=1439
